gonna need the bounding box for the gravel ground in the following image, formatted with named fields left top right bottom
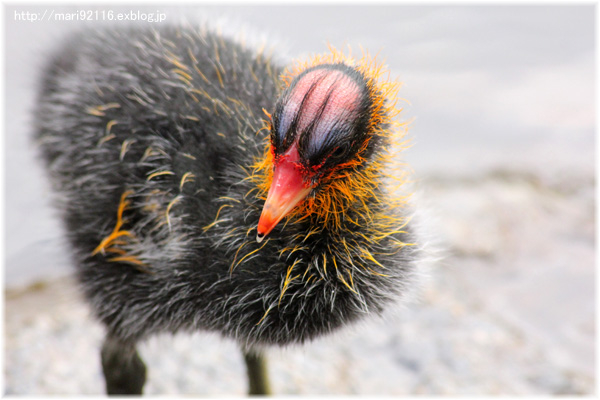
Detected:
left=5, top=167, right=594, bottom=395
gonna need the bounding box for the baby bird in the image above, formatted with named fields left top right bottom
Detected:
left=34, top=23, right=419, bottom=395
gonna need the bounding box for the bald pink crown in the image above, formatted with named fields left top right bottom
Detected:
left=275, top=65, right=368, bottom=157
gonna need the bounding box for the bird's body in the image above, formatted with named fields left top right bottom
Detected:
left=35, top=23, right=419, bottom=393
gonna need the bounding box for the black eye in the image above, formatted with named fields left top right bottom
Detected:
left=330, top=144, right=350, bottom=160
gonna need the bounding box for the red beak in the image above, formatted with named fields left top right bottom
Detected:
left=256, top=147, right=311, bottom=242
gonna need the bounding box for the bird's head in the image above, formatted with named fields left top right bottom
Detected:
left=254, top=48, right=405, bottom=242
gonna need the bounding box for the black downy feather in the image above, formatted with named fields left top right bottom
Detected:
left=34, top=23, right=419, bottom=350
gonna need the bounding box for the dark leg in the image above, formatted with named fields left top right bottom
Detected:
left=243, top=348, right=271, bottom=396
left=101, top=335, right=147, bottom=395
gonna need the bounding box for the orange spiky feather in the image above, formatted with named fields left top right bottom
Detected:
left=248, top=45, right=413, bottom=243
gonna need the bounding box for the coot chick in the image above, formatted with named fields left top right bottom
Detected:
left=34, top=23, right=419, bottom=395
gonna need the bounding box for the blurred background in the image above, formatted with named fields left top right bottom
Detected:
left=4, top=4, right=595, bottom=395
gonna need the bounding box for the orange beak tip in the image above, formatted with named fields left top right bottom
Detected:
left=256, top=157, right=312, bottom=241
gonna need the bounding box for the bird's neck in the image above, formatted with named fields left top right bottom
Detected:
left=202, top=133, right=413, bottom=284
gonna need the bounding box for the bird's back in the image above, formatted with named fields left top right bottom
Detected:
left=36, top=24, right=279, bottom=222
left=35, top=25, right=283, bottom=340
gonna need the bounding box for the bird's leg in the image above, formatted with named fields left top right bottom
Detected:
left=243, top=348, right=272, bottom=396
left=101, top=335, right=147, bottom=395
